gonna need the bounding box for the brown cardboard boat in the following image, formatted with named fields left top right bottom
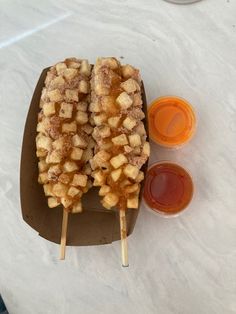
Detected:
left=20, top=67, right=149, bottom=246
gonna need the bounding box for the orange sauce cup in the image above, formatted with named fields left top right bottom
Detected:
left=148, top=96, right=196, bottom=148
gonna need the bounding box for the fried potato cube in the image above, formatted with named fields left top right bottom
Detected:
left=63, top=68, right=78, bottom=80
left=43, top=102, right=56, bottom=116
left=124, top=145, right=133, bottom=154
left=89, top=100, right=102, bottom=113
left=116, top=92, right=133, bottom=110
left=71, top=174, right=88, bottom=187
left=72, top=134, right=87, bottom=148
left=48, top=89, right=63, bottom=102
left=37, top=117, right=50, bottom=134
left=111, top=168, right=122, bottom=182
left=58, top=173, right=70, bottom=185
left=48, top=197, right=60, bottom=208
left=67, top=186, right=81, bottom=198
left=133, top=146, right=141, bottom=155
left=59, top=102, right=73, bottom=119
left=67, top=60, right=80, bottom=69
left=46, top=150, right=62, bottom=164
left=78, top=80, right=89, bottom=94
left=110, top=154, right=128, bottom=169
left=76, top=111, right=88, bottom=125
left=63, top=161, right=78, bottom=172
left=121, top=78, right=139, bottom=94
left=77, top=102, right=88, bottom=112
left=99, top=57, right=119, bottom=70
left=95, top=81, right=110, bottom=96
left=81, top=147, right=93, bottom=163
left=38, top=160, right=49, bottom=172
left=99, top=185, right=111, bottom=196
left=93, top=113, right=107, bottom=126
left=123, top=116, right=136, bottom=130
left=52, top=182, right=67, bottom=197
left=70, top=147, right=83, bottom=160
left=125, top=183, right=139, bottom=194
left=72, top=201, right=82, bottom=213
left=100, top=96, right=116, bottom=112
left=142, top=142, right=150, bottom=156
left=128, top=134, right=141, bottom=148
left=108, top=116, right=121, bottom=128
left=99, top=141, right=113, bottom=151
left=127, top=195, right=139, bottom=209
left=52, top=137, right=65, bottom=150
left=121, top=64, right=136, bottom=79
left=124, top=164, right=139, bottom=180
left=47, top=165, right=62, bottom=180
left=97, top=125, right=111, bottom=138
left=51, top=76, right=65, bottom=88
left=81, top=123, right=93, bottom=135
left=133, top=93, right=142, bottom=107
left=65, top=89, right=79, bottom=102
left=62, top=121, right=77, bottom=133
left=93, top=150, right=111, bottom=167
left=112, top=134, right=128, bottom=146
left=43, top=183, right=53, bottom=196
left=56, top=62, right=67, bottom=75
left=36, top=135, right=52, bottom=151
left=136, top=171, right=144, bottom=183
left=93, top=170, right=106, bottom=186
left=103, top=193, right=119, bottom=208
left=80, top=60, right=91, bottom=76
left=61, top=197, right=73, bottom=208
left=38, top=172, right=48, bottom=184
left=120, top=179, right=132, bottom=188
left=83, top=163, right=92, bottom=175
left=135, top=122, right=146, bottom=136
left=36, top=149, right=47, bottom=158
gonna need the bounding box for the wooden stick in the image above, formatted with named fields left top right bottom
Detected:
left=60, top=208, right=69, bottom=260
left=119, top=209, right=129, bottom=267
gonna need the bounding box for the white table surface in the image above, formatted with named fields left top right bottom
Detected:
left=0, top=1, right=236, bottom=313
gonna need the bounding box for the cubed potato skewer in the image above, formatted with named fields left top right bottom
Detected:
left=36, top=58, right=92, bottom=259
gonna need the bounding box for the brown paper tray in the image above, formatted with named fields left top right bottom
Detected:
left=20, top=67, right=149, bottom=246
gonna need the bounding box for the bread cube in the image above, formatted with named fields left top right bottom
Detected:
left=38, top=160, right=49, bottom=172
left=93, top=150, right=111, bottom=167
left=134, top=122, right=146, bottom=136
left=124, top=145, right=133, bottom=154
left=58, top=173, right=70, bottom=185
left=52, top=182, right=67, bottom=197
left=93, top=113, right=107, bottom=126
left=133, top=146, right=141, bottom=155
left=87, top=138, right=96, bottom=149
left=120, top=179, right=132, bottom=188
left=67, top=60, right=80, bottom=69
left=47, top=165, right=62, bottom=180
left=142, top=142, right=150, bottom=156
left=99, top=141, right=113, bottom=151
left=123, top=116, right=136, bottom=130
left=103, top=193, right=119, bottom=208
left=72, top=201, right=82, bottom=213
left=81, top=148, right=93, bottom=163
left=89, top=100, right=102, bottom=113
left=36, top=135, right=52, bottom=151
left=77, top=102, right=88, bottom=112
left=116, top=92, right=133, bottom=110
left=70, top=147, right=83, bottom=160
left=59, top=102, right=73, bottom=119
left=80, top=60, right=91, bottom=76
left=46, top=150, right=62, bottom=164
left=62, top=121, right=77, bottom=133
left=97, top=125, right=111, bottom=138
left=108, top=116, right=121, bottom=128
left=99, top=57, right=119, bottom=70
left=128, top=134, right=141, bottom=148
left=110, top=154, right=128, bottom=169
left=78, top=80, right=89, bottom=94
left=61, top=197, right=73, bottom=208
left=56, top=62, right=67, bottom=75
left=72, top=134, right=87, bottom=148
left=51, top=76, right=65, bottom=88
left=48, top=197, right=60, bottom=208
left=81, top=123, right=93, bottom=135
left=125, top=183, right=139, bottom=194
left=52, top=137, right=65, bottom=151
left=111, top=168, right=122, bottom=182
left=123, top=164, right=139, bottom=180
left=71, top=174, right=88, bottom=187
left=76, top=111, right=88, bottom=125
left=136, top=171, right=144, bottom=183
left=121, top=78, right=139, bottom=94
left=95, top=81, right=110, bottom=96
left=38, top=172, right=48, bottom=184
left=43, top=183, right=53, bottom=196
left=93, top=170, right=106, bottom=186
left=65, top=89, right=79, bottom=102
left=133, top=93, right=142, bottom=107
left=89, top=115, right=95, bottom=126
left=48, top=89, right=63, bottom=102
left=63, top=68, right=78, bottom=80
left=99, top=185, right=111, bottom=196
left=67, top=186, right=81, bottom=198
left=121, top=64, right=136, bottom=79
left=83, top=163, right=92, bottom=175
left=36, top=149, right=47, bottom=158
left=101, top=96, right=116, bottom=112
left=43, top=102, right=56, bottom=116
left=36, top=117, right=50, bottom=134
left=112, top=134, right=128, bottom=146
left=127, top=195, right=139, bottom=209
left=63, top=161, right=78, bottom=172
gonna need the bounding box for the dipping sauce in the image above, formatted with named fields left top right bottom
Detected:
left=144, top=162, right=194, bottom=216
left=148, top=96, right=196, bottom=148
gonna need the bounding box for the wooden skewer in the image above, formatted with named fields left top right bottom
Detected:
left=119, top=208, right=129, bottom=267
left=60, top=208, right=69, bottom=260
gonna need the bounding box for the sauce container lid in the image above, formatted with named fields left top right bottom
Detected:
left=148, top=96, right=196, bottom=148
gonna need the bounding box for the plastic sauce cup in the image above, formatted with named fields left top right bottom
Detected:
left=148, top=96, right=196, bottom=148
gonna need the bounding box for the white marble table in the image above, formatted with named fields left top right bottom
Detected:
left=0, top=0, right=236, bottom=313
